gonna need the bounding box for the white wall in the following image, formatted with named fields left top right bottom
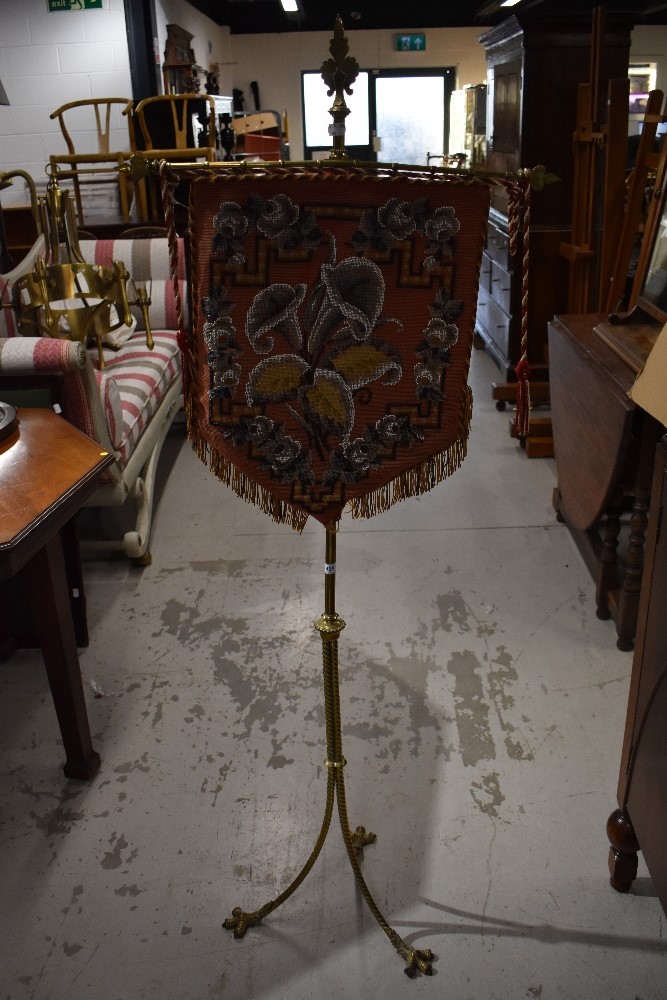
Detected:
left=0, top=0, right=230, bottom=208
left=0, top=0, right=132, bottom=204
left=229, top=27, right=490, bottom=161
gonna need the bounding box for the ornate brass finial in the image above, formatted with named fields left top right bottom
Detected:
left=320, top=15, right=359, bottom=160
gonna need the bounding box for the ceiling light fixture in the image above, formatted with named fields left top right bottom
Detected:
left=279, top=0, right=304, bottom=22
left=475, top=0, right=523, bottom=17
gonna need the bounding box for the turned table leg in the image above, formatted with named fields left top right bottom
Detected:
left=21, top=533, right=100, bottom=780
left=615, top=486, right=649, bottom=651
left=606, top=808, right=640, bottom=892
left=596, top=488, right=623, bottom=622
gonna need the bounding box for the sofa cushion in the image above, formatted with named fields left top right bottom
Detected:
left=93, top=328, right=181, bottom=465
left=0, top=336, right=100, bottom=442
left=77, top=237, right=189, bottom=334
left=0, top=335, right=87, bottom=373
left=94, top=368, right=124, bottom=449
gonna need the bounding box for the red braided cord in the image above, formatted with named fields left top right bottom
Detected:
left=513, top=174, right=531, bottom=439
left=507, top=183, right=521, bottom=258
left=159, top=160, right=184, bottom=339
left=159, top=160, right=193, bottom=401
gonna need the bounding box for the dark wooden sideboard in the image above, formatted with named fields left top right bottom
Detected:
left=607, top=434, right=667, bottom=915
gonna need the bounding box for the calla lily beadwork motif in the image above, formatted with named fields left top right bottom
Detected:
left=203, top=190, right=464, bottom=493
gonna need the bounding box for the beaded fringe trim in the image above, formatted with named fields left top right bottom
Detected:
left=184, top=386, right=473, bottom=533
left=349, top=386, right=473, bottom=520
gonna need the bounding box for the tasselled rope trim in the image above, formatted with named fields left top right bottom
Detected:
left=160, top=160, right=195, bottom=402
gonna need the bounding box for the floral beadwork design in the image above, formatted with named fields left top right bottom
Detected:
left=414, top=287, right=464, bottom=402
left=202, top=286, right=242, bottom=401
left=213, top=193, right=321, bottom=260
left=351, top=196, right=461, bottom=273
left=204, top=192, right=464, bottom=488
left=225, top=413, right=315, bottom=486
left=351, top=196, right=464, bottom=401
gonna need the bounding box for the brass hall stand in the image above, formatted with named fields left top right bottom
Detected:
left=221, top=19, right=434, bottom=977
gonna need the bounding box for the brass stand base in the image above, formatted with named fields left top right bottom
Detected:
left=223, top=527, right=434, bottom=978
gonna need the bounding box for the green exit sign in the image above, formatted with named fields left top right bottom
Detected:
left=47, top=0, right=104, bottom=11
left=395, top=33, right=426, bottom=52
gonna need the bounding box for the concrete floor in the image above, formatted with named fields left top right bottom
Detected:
left=1, top=347, right=665, bottom=1000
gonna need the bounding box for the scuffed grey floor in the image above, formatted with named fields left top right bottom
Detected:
left=1, top=348, right=665, bottom=999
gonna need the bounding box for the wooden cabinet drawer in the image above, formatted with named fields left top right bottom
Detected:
left=490, top=258, right=512, bottom=315
left=485, top=224, right=509, bottom=266
left=479, top=251, right=492, bottom=294
left=477, top=293, right=511, bottom=360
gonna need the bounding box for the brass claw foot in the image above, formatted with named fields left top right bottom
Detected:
left=403, top=947, right=435, bottom=978
left=351, top=824, right=377, bottom=851
left=223, top=906, right=261, bottom=939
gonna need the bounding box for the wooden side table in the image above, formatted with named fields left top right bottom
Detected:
left=548, top=313, right=663, bottom=650
left=0, top=407, right=112, bottom=779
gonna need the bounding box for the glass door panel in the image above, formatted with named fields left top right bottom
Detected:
left=301, top=68, right=453, bottom=165
left=373, top=73, right=449, bottom=166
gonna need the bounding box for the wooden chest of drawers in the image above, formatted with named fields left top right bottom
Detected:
left=476, top=211, right=513, bottom=373
left=476, top=209, right=569, bottom=387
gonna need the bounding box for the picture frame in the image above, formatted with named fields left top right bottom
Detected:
left=638, top=189, right=667, bottom=323
left=623, top=93, right=667, bottom=324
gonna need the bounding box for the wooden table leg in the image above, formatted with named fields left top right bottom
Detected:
left=606, top=807, right=640, bottom=892
left=615, top=486, right=650, bottom=651
left=21, top=532, right=100, bottom=780
left=595, top=486, right=623, bottom=622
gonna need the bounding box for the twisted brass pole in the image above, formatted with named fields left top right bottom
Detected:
left=223, top=526, right=434, bottom=977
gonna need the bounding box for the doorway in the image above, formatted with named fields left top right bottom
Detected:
left=124, top=0, right=161, bottom=102
left=302, top=68, right=455, bottom=165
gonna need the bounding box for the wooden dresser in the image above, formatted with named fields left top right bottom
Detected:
left=476, top=209, right=513, bottom=376
left=477, top=14, right=633, bottom=398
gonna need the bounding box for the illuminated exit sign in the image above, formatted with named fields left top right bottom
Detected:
left=47, top=1, right=104, bottom=11
left=395, top=33, right=426, bottom=52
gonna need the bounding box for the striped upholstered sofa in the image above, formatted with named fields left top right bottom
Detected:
left=0, top=235, right=185, bottom=564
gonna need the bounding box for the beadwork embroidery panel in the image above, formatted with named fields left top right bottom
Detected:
left=185, top=166, right=490, bottom=528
